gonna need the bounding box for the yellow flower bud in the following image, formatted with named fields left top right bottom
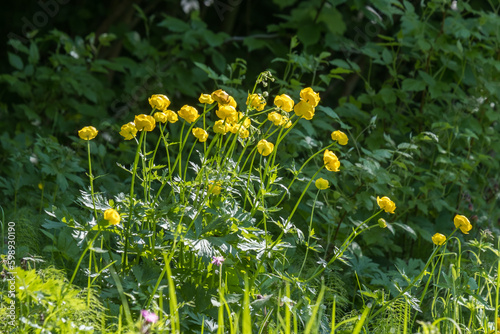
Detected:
left=257, top=139, right=274, bottom=156
left=120, top=122, right=138, bottom=140
left=216, top=105, right=237, bottom=120
left=432, top=233, right=446, bottom=245
left=315, top=178, right=329, bottom=190
left=331, top=130, right=348, bottom=145
left=165, top=110, right=178, bottom=123
left=192, top=127, right=209, bottom=142
left=208, top=181, right=221, bottom=195
left=300, top=87, right=320, bottom=107
left=104, top=208, right=121, bottom=225
left=199, top=93, right=214, bottom=104
left=148, top=94, right=171, bottom=111
left=268, top=111, right=283, bottom=126
left=378, top=218, right=387, bottom=228
left=38, top=183, right=44, bottom=190
left=294, top=100, right=315, bottom=120
left=213, top=120, right=231, bottom=135
left=78, top=126, right=98, bottom=140
left=377, top=196, right=396, bottom=214
left=134, top=114, right=156, bottom=131
left=178, top=105, right=199, bottom=123
left=454, top=214, right=472, bottom=234
left=247, top=93, right=266, bottom=111
left=274, top=94, right=294, bottom=112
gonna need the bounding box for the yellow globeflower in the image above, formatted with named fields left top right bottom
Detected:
left=104, top=208, right=121, bottom=225
left=213, top=120, right=231, bottom=135
left=454, top=215, right=472, bottom=234
left=199, top=93, right=214, bottom=104
left=211, top=89, right=231, bottom=105
left=432, top=233, right=446, bottom=245
left=331, top=130, right=348, bottom=145
left=178, top=105, right=199, bottom=123
left=134, top=114, right=156, bottom=131
left=192, top=128, right=209, bottom=142
left=149, top=94, right=170, bottom=111
left=216, top=105, right=237, bottom=120
left=257, top=139, right=274, bottom=156
left=300, top=87, right=320, bottom=107
left=238, top=128, right=249, bottom=139
left=315, top=178, right=329, bottom=190
left=208, top=181, right=221, bottom=195
left=78, top=126, right=98, bottom=140
left=323, top=150, right=340, bottom=172
left=377, top=196, right=396, bottom=214
left=247, top=93, right=266, bottom=111
left=120, top=122, right=138, bottom=140
left=274, top=94, right=294, bottom=112
left=268, top=112, right=283, bottom=126
left=282, top=116, right=292, bottom=128
left=154, top=112, right=168, bottom=123
left=165, top=110, right=178, bottom=123
left=294, top=100, right=315, bottom=120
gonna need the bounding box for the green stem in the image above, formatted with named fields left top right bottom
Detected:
left=298, top=190, right=320, bottom=277
left=87, top=140, right=98, bottom=220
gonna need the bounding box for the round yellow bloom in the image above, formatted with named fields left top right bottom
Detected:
left=454, top=214, right=472, bottom=234
left=120, top=122, right=138, bottom=140
left=294, top=100, right=315, bottom=120
left=78, top=126, right=98, bottom=140
left=227, top=112, right=250, bottom=127
left=104, top=208, right=121, bottom=225
left=208, top=182, right=221, bottom=195
left=331, top=130, right=348, bottom=145
left=378, top=218, right=387, bottom=228
left=247, top=93, right=266, bottom=111
left=377, top=196, right=396, bottom=214
left=199, top=93, right=214, bottom=104
left=134, top=114, right=156, bottom=131
left=154, top=112, right=168, bottom=123
left=165, top=110, right=178, bottom=123
left=222, top=96, right=238, bottom=109
left=268, top=112, right=283, bottom=126
left=213, top=120, right=231, bottom=135
left=315, top=178, right=329, bottom=190
left=432, top=233, right=446, bottom=245
left=257, top=139, right=274, bottom=156
left=238, top=128, right=249, bottom=139
left=211, top=89, right=231, bottom=105
left=323, top=150, right=340, bottom=172
left=192, top=128, right=209, bottom=142
left=300, top=87, right=320, bottom=107
left=38, top=182, right=44, bottom=190
left=149, top=94, right=171, bottom=111
left=282, top=116, right=292, bottom=128
left=216, top=105, right=237, bottom=120
left=178, top=105, right=199, bottom=123
left=274, top=94, right=294, bottom=112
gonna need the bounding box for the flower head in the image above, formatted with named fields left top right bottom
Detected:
left=247, top=93, right=266, bottom=111
left=294, top=100, right=315, bottom=120
left=192, top=128, right=208, bottom=142
left=78, top=126, right=98, bottom=140
left=268, top=112, right=283, bottom=126
left=213, top=120, right=231, bottom=135
left=216, top=105, right=237, bottom=120
left=377, top=196, right=396, bottom=214
left=119, top=122, right=138, bottom=140
left=208, top=181, right=221, bottom=195
left=315, top=178, right=329, bottom=190
left=199, top=93, right=214, bottom=104
left=165, top=110, right=178, bottom=123
left=178, top=105, right=199, bottom=123
left=323, top=150, right=340, bottom=172
left=154, top=112, right=168, bottom=123
left=454, top=215, right=472, bottom=234
left=274, top=94, right=294, bottom=112
left=331, top=130, right=348, bottom=145
left=134, top=114, right=156, bottom=131
left=432, top=233, right=446, bottom=245
left=378, top=218, right=387, bottom=228
left=300, top=87, right=320, bottom=107
left=141, top=310, right=159, bottom=324
left=257, top=139, right=274, bottom=156
left=212, top=255, right=225, bottom=266
left=149, top=94, right=170, bottom=111
left=211, top=89, right=231, bottom=105
left=104, top=208, right=121, bottom=225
